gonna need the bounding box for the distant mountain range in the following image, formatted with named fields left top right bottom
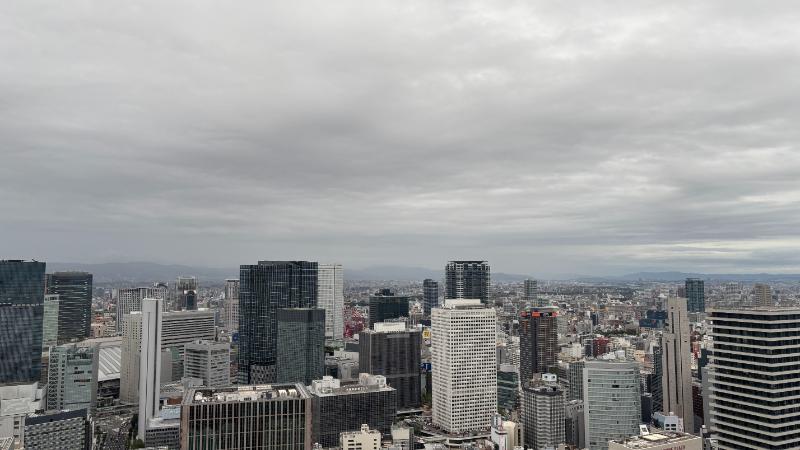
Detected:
left=44, top=262, right=800, bottom=284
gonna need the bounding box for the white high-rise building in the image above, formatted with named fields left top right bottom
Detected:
left=662, top=297, right=693, bottom=433
left=224, top=279, right=239, bottom=332
left=138, top=298, right=163, bottom=440
left=583, top=358, right=641, bottom=450
left=184, top=339, right=231, bottom=387
left=431, top=299, right=496, bottom=433
left=117, top=287, right=153, bottom=334
left=318, top=264, right=344, bottom=340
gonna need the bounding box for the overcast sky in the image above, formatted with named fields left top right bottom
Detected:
left=2, top=1, right=800, bottom=277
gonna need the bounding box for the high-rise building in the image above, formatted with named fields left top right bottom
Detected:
left=753, top=283, right=772, bottom=307
left=497, top=364, right=520, bottom=411
left=445, top=261, right=490, bottom=304
left=120, top=309, right=215, bottom=403
left=42, top=294, right=60, bottom=349
left=521, top=374, right=565, bottom=450
left=116, top=287, right=155, bottom=335
left=662, top=297, right=693, bottom=432
left=276, top=308, right=326, bottom=385
left=519, top=306, right=559, bottom=383
left=309, top=374, right=397, bottom=448
left=175, top=276, right=198, bottom=311
left=685, top=278, right=704, bottom=313
left=183, top=340, right=230, bottom=387
left=238, top=261, right=318, bottom=384
left=423, top=279, right=439, bottom=317
left=138, top=298, right=163, bottom=440
left=583, top=359, right=642, bottom=450
left=651, top=342, right=663, bottom=414
left=45, top=272, right=92, bottom=343
left=431, top=299, right=497, bottom=433
left=318, top=264, right=344, bottom=340
left=0, top=260, right=46, bottom=385
left=181, top=384, right=312, bottom=450
left=47, top=343, right=98, bottom=411
left=568, top=360, right=585, bottom=401
left=706, top=308, right=800, bottom=449
left=368, top=289, right=410, bottom=328
left=359, top=322, right=421, bottom=410
left=23, top=409, right=91, bottom=450
left=524, top=279, right=540, bottom=307
left=223, top=278, right=239, bottom=332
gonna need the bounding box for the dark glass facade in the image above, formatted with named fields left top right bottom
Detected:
left=685, top=278, right=705, bottom=313
left=444, top=260, right=490, bottom=304
left=237, top=261, right=318, bottom=384
left=46, top=272, right=93, bottom=343
left=368, top=289, right=409, bottom=328
left=422, top=279, right=438, bottom=316
left=519, top=307, right=559, bottom=383
left=276, top=308, right=326, bottom=385
left=359, top=328, right=421, bottom=409
left=312, top=386, right=397, bottom=447
left=0, top=260, right=46, bottom=384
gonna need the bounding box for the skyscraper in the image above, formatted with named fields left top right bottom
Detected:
left=237, top=261, right=318, bottom=384
left=431, top=299, right=497, bottom=433
left=318, top=263, right=344, bottom=340
left=223, top=278, right=239, bottom=332
left=368, top=289, right=410, bottom=328
left=42, top=294, right=60, bottom=348
left=183, top=340, right=231, bottom=387
left=651, top=341, right=663, bottom=415
left=685, top=278, right=704, bottom=313
left=0, top=259, right=46, bottom=384
left=276, top=308, right=326, bottom=385
left=521, top=374, right=565, bottom=450
left=359, top=322, right=422, bottom=410
left=175, top=276, right=198, bottom=311
left=753, top=283, right=772, bottom=307
left=138, top=298, right=163, bottom=440
left=445, top=260, right=490, bottom=304
left=583, top=359, right=642, bottom=450
left=524, top=279, right=540, bottom=307
left=519, top=306, right=559, bottom=383
left=47, top=343, right=99, bottom=411
left=568, top=360, right=585, bottom=401
left=45, top=271, right=93, bottom=343
left=116, top=286, right=155, bottom=335
left=706, top=308, right=800, bottom=449
left=662, top=297, right=693, bottom=432
left=422, top=279, right=439, bottom=317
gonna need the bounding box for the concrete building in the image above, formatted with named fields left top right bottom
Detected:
left=706, top=308, right=800, bottom=449
left=47, top=342, right=99, bottom=411
left=116, top=286, right=155, bottom=335
left=444, top=261, right=490, bottom=304
left=224, top=278, right=239, bottom=332
left=519, top=306, right=559, bottom=383
left=340, top=424, right=381, bottom=450
left=661, top=297, right=693, bottom=432
left=138, top=297, right=163, bottom=440
left=568, top=360, right=585, bottom=401
left=359, top=322, right=422, bottom=410
left=181, top=384, right=312, bottom=450
left=45, top=271, right=93, bottom=343
left=0, top=382, right=45, bottom=447
left=489, top=414, right=522, bottom=450
left=368, top=289, right=410, bottom=328
left=184, top=340, right=231, bottom=387
left=175, top=276, right=198, bottom=311
left=423, top=279, right=439, bottom=317
left=23, top=409, right=91, bottom=450
left=565, top=399, right=585, bottom=449
left=42, top=294, right=60, bottom=349
left=431, top=299, right=497, bottom=433
left=309, top=374, right=397, bottom=448
left=276, top=308, right=326, bottom=385
left=0, top=260, right=46, bottom=385
left=521, top=373, right=565, bottom=450
left=584, top=358, right=642, bottom=450
left=319, top=264, right=344, bottom=340
left=608, top=431, right=701, bottom=450
left=752, top=283, right=772, bottom=307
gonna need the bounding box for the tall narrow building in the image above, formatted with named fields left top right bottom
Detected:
left=753, top=283, right=772, bottom=307
left=685, top=278, right=705, bottom=313
left=524, top=279, right=540, bottom=307
left=432, top=299, right=497, bottom=433
left=223, top=278, right=239, bottom=332
left=519, top=306, right=559, bottom=383
left=521, top=374, right=565, bottom=450
left=47, top=343, right=99, bottom=411
left=46, top=272, right=93, bottom=343
left=318, top=264, right=344, bottom=340
left=175, top=276, right=198, bottom=311
left=359, top=322, right=422, bottom=410
left=237, top=261, right=318, bottom=384
left=662, top=297, right=693, bottom=432
left=0, top=259, right=46, bottom=384
left=116, top=287, right=155, bottom=335
left=706, top=308, right=800, bottom=449
left=445, top=261, right=490, bottom=304
left=138, top=298, right=163, bottom=440
left=423, top=279, right=439, bottom=317
left=276, top=308, right=326, bottom=385
left=42, top=294, right=60, bottom=348
left=368, top=289, right=410, bottom=328
left=583, top=359, right=641, bottom=450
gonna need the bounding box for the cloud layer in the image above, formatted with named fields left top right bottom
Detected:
left=2, top=0, right=800, bottom=276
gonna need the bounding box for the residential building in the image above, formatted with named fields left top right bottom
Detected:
left=519, top=306, right=559, bottom=383
left=584, top=358, right=642, bottom=450
left=45, top=271, right=93, bottom=343
left=423, top=279, right=439, bottom=317
left=685, top=278, right=704, bottom=313
left=444, top=260, right=490, bottom=304
left=431, top=299, right=497, bottom=433
left=238, top=261, right=318, bottom=384
left=318, top=264, right=344, bottom=340
left=340, top=424, right=381, bottom=450
left=359, top=322, right=422, bottom=410
left=661, top=297, right=693, bottom=432
left=184, top=340, right=231, bottom=387
left=276, top=308, right=326, bottom=385
left=368, top=289, right=409, bottom=328
left=521, top=373, right=565, bottom=450
left=47, top=343, right=99, bottom=411
left=753, top=283, right=772, bottom=307
left=0, top=260, right=46, bottom=384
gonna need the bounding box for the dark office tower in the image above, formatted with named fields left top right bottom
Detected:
left=422, top=279, right=439, bottom=317
left=238, top=261, right=318, bottom=384
left=359, top=322, right=422, bottom=410
left=519, top=307, right=559, bottom=383
left=276, top=308, right=326, bottom=385
left=0, top=260, right=46, bottom=384
left=368, top=289, right=410, bottom=328
left=175, top=276, right=198, bottom=311
left=46, top=272, right=92, bottom=343
left=651, top=341, right=663, bottom=415
left=445, top=260, right=490, bottom=304
left=685, top=278, right=705, bottom=313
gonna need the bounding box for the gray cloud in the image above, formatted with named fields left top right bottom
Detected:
left=2, top=0, right=800, bottom=276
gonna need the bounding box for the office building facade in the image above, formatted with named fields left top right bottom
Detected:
left=45, top=271, right=92, bottom=343
left=184, top=340, right=231, bottom=387
left=175, top=276, right=198, bottom=311
left=753, top=283, right=772, bottom=307
left=685, top=278, right=705, bottom=313
left=521, top=374, right=565, bottom=450
left=276, top=308, right=326, bottom=385
left=23, top=409, right=91, bottom=450
left=524, top=278, right=540, bottom=307
left=583, top=359, right=642, bottom=450
left=359, top=322, right=422, bottom=410
left=224, top=278, right=239, bottom=332
left=47, top=343, right=99, bottom=411
left=445, top=260, right=490, bottom=304
left=519, top=306, right=559, bottom=383
left=42, top=294, right=60, bottom=348
left=661, top=297, right=694, bottom=432
left=138, top=298, right=163, bottom=440
left=368, top=289, right=410, bottom=328
left=318, top=263, right=344, bottom=340
left=423, top=279, right=439, bottom=317
left=0, top=260, right=46, bottom=385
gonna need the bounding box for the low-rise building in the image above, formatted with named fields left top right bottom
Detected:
left=608, top=431, right=701, bottom=450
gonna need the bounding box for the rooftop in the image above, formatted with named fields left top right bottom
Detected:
left=186, top=384, right=310, bottom=404
left=610, top=432, right=701, bottom=449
